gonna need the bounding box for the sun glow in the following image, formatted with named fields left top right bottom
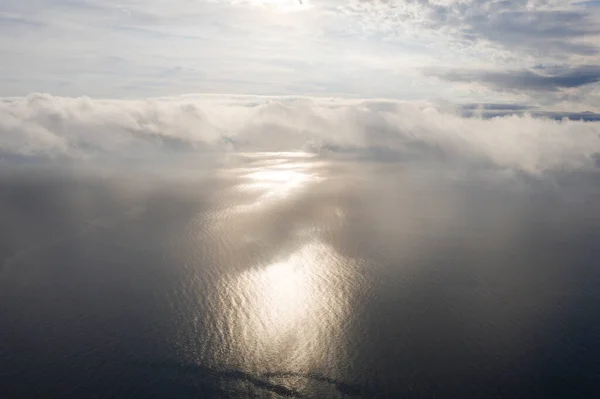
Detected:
left=227, top=0, right=310, bottom=12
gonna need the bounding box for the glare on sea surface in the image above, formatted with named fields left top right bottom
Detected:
left=228, top=152, right=324, bottom=212
left=245, top=168, right=312, bottom=197
left=219, top=242, right=356, bottom=372
left=203, top=152, right=360, bottom=375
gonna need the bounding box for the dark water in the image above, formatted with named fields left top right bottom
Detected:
left=1, top=153, right=600, bottom=398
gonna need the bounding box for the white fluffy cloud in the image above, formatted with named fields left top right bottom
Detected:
left=2, top=93, right=600, bottom=174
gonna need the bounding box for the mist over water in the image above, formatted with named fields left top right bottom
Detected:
left=2, top=152, right=600, bottom=398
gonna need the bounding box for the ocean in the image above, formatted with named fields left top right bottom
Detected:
left=1, top=152, right=600, bottom=398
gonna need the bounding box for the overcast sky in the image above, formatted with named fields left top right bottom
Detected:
left=1, top=0, right=600, bottom=110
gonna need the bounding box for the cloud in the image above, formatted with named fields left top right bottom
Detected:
left=574, top=0, right=600, bottom=7
left=0, top=0, right=598, bottom=107
left=429, top=65, right=600, bottom=92
left=466, top=8, right=600, bottom=57
left=349, top=0, right=600, bottom=58
left=458, top=103, right=600, bottom=121
left=1, top=94, right=600, bottom=175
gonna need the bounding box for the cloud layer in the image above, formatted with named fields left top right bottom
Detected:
left=350, top=0, right=600, bottom=57
left=430, top=65, right=600, bottom=92
left=2, top=94, right=600, bottom=175
left=1, top=0, right=599, bottom=108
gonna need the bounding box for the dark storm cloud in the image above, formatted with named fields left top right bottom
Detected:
left=429, top=65, right=600, bottom=92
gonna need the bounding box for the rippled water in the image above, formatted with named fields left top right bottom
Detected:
left=1, top=153, right=600, bottom=398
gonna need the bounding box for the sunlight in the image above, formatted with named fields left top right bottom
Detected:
left=227, top=152, right=323, bottom=213
left=217, top=241, right=359, bottom=372
left=244, top=168, right=312, bottom=197
left=228, top=0, right=311, bottom=12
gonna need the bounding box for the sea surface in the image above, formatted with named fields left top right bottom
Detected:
left=1, top=152, right=600, bottom=398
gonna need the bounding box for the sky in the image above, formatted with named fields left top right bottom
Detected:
left=2, top=0, right=600, bottom=168
left=1, top=0, right=600, bottom=111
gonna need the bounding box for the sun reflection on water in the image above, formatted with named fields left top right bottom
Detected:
left=179, top=151, right=362, bottom=392
left=243, top=167, right=313, bottom=198
left=218, top=241, right=358, bottom=373
left=225, top=152, right=324, bottom=212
